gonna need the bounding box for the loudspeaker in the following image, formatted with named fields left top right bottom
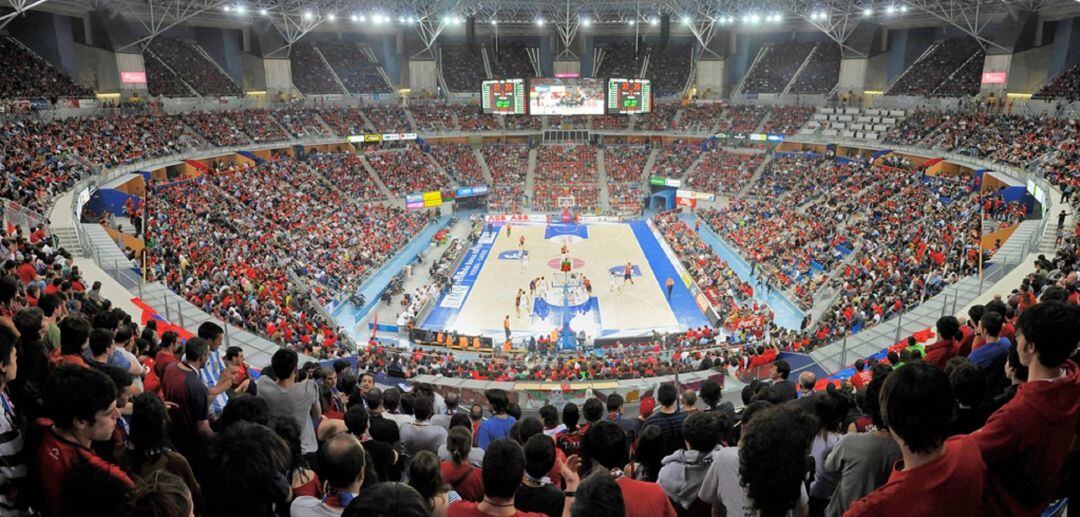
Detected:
left=467, top=16, right=477, bottom=53
left=658, top=14, right=670, bottom=51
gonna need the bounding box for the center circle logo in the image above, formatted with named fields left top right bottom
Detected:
left=547, top=257, right=586, bottom=270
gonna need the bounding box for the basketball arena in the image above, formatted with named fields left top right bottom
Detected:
left=2, top=0, right=1079, bottom=515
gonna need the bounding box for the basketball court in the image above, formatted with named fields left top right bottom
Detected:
left=422, top=219, right=711, bottom=340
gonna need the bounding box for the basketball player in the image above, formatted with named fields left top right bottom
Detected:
left=519, top=235, right=526, bottom=249
left=583, top=277, right=592, bottom=296
left=609, top=271, right=618, bottom=292
left=623, top=262, right=634, bottom=286
left=515, top=290, right=522, bottom=318
left=506, top=225, right=512, bottom=238
left=520, top=250, right=529, bottom=272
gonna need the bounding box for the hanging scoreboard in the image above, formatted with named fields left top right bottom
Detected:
left=607, top=78, right=652, bottom=114
left=481, top=79, right=526, bottom=115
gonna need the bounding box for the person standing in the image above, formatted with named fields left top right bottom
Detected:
left=665, top=277, right=675, bottom=300
left=161, top=337, right=217, bottom=460
left=196, top=322, right=231, bottom=419
left=623, top=263, right=634, bottom=286
left=256, top=348, right=322, bottom=455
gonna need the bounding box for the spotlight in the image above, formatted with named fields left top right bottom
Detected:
left=234, top=5, right=246, bottom=14
left=350, top=14, right=358, bottom=21
left=628, top=19, right=635, bottom=25
left=407, top=16, right=415, bottom=23
left=581, top=18, right=591, bottom=27
left=327, top=13, right=336, bottom=21
left=373, top=14, right=384, bottom=23
left=862, top=7, right=872, bottom=16
left=358, top=15, right=367, bottom=22
left=535, top=18, right=544, bottom=26
left=750, top=14, right=761, bottom=23
left=302, top=10, right=313, bottom=20
left=885, top=5, right=896, bottom=14
left=649, top=17, right=658, bottom=26
left=682, top=16, right=691, bottom=25
left=771, top=13, right=783, bottom=22
left=490, top=19, right=497, bottom=25
left=259, top=8, right=267, bottom=15
left=223, top=5, right=232, bottom=12
left=900, top=5, right=908, bottom=12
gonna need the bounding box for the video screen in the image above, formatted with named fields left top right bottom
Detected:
left=527, top=78, right=605, bottom=116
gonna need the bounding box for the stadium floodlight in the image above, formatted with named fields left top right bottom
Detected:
left=535, top=17, right=545, bottom=26
left=358, top=15, right=367, bottom=22
left=373, top=14, right=385, bottom=23
left=327, top=13, right=336, bottom=21
left=649, top=17, right=658, bottom=26
left=223, top=5, right=231, bottom=11
left=302, top=10, right=313, bottom=20
left=234, top=5, right=245, bottom=14
left=407, top=16, right=415, bottom=23
left=490, top=19, right=497, bottom=25
left=628, top=19, right=635, bottom=25
left=750, top=14, right=761, bottom=23
left=771, top=13, right=783, bottom=22
left=581, top=18, right=591, bottom=27
left=682, top=16, right=690, bottom=25
left=862, top=7, right=872, bottom=16
left=258, top=8, right=267, bottom=15
left=885, top=5, right=896, bottom=14
left=900, top=5, right=908, bottom=12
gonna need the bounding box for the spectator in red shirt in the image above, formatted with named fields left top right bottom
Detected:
left=161, top=337, right=214, bottom=460
left=972, top=301, right=1080, bottom=516
left=51, top=315, right=91, bottom=369
left=153, top=330, right=181, bottom=383
left=846, top=362, right=986, bottom=516
left=924, top=316, right=961, bottom=369
left=849, top=358, right=872, bottom=390
left=957, top=305, right=983, bottom=357
left=29, top=365, right=133, bottom=517
left=446, top=438, right=548, bottom=517
left=580, top=421, right=677, bottom=517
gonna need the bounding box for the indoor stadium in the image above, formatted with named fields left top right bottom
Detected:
left=0, top=0, right=1078, bottom=514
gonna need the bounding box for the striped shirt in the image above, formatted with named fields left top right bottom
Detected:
left=0, top=392, right=25, bottom=513
left=200, top=348, right=229, bottom=415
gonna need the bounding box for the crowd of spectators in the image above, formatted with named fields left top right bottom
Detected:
left=309, top=152, right=385, bottom=201
left=762, top=106, right=815, bottom=134
left=637, top=102, right=682, bottom=130
left=317, top=107, right=371, bottom=135
left=290, top=42, right=345, bottom=95
left=789, top=42, right=841, bottom=94
left=886, top=38, right=983, bottom=96
left=595, top=42, right=642, bottom=79
left=144, top=51, right=193, bottom=97
left=650, top=143, right=701, bottom=178
left=146, top=38, right=242, bottom=97
left=0, top=36, right=93, bottom=100
left=1034, top=62, right=1080, bottom=101
left=605, top=144, right=649, bottom=213
left=590, top=115, right=632, bottom=130
left=505, top=115, right=544, bottom=130
left=317, top=41, right=390, bottom=94
left=482, top=143, right=529, bottom=211
left=741, top=41, right=817, bottom=94
left=684, top=149, right=766, bottom=194
left=409, top=103, right=459, bottom=132
left=431, top=144, right=487, bottom=186
left=365, top=105, right=414, bottom=132
left=489, top=42, right=537, bottom=78
left=272, top=108, right=331, bottom=138
left=677, top=103, right=725, bottom=132
left=441, top=45, right=487, bottom=92
left=366, top=146, right=449, bottom=195
left=715, top=105, right=769, bottom=133
left=645, top=45, right=692, bottom=96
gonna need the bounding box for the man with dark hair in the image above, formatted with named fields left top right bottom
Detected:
left=257, top=348, right=321, bottom=454
left=197, top=321, right=231, bottom=417
left=949, top=361, right=989, bottom=434
left=967, top=311, right=1011, bottom=395
left=382, top=387, right=412, bottom=426
left=161, top=337, right=215, bottom=459
left=770, top=360, right=797, bottom=400
left=657, top=412, right=721, bottom=513
left=819, top=370, right=901, bottom=516
left=54, top=315, right=92, bottom=368
left=223, top=346, right=253, bottom=394
left=12, top=308, right=49, bottom=421
left=698, top=380, right=736, bottom=421
left=36, top=294, right=62, bottom=352
left=539, top=404, right=564, bottom=437
left=84, top=328, right=115, bottom=370
left=957, top=305, right=985, bottom=357
left=582, top=421, right=675, bottom=517
left=447, top=439, right=547, bottom=517
left=925, top=315, right=961, bottom=369
left=31, top=366, right=133, bottom=517
left=642, top=382, right=687, bottom=457
left=581, top=397, right=604, bottom=430
left=973, top=301, right=1080, bottom=516
left=846, top=363, right=986, bottom=516
left=400, top=396, right=447, bottom=456
left=516, top=434, right=565, bottom=517
left=477, top=389, right=515, bottom=448
left=292, top=434, right=366, bottom=516
left=603, top=393, right=640, bottom=444
left=153, top=331, right=181, bottom=381
left=850, top=358, right=871, bottom=390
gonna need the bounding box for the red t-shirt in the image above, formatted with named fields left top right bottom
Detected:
left=32, top=419, right=134, bottom=517
left=845, top=435, right=986, bottom=517
left=16, top=263, right=37, bottom=284
left=616, top=477, right=677, bottom=517
left=849, top=369, right=871, bottom=390
left=447, top=501, right=547, bottom=517
left=441, top=461, right=485, bottom=502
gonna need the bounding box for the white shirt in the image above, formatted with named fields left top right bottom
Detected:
left=290, top=496, right=344, bottom=517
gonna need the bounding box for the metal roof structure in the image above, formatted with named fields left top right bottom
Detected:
left=16, top=0, right=1080, bottom=56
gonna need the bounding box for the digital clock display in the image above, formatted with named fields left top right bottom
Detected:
left=607, top=79, right=652, bottom=115
left=481, top=79, right=526, bottom=115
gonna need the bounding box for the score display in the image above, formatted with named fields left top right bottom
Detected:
left=607, top=79, right=652, bottom=114
left=481, top=79, right=526, bottom=115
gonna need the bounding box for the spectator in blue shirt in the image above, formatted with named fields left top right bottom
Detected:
left=477, top=388, right=515, bottom=449
left=968, top=311, right=1011, bottom=394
